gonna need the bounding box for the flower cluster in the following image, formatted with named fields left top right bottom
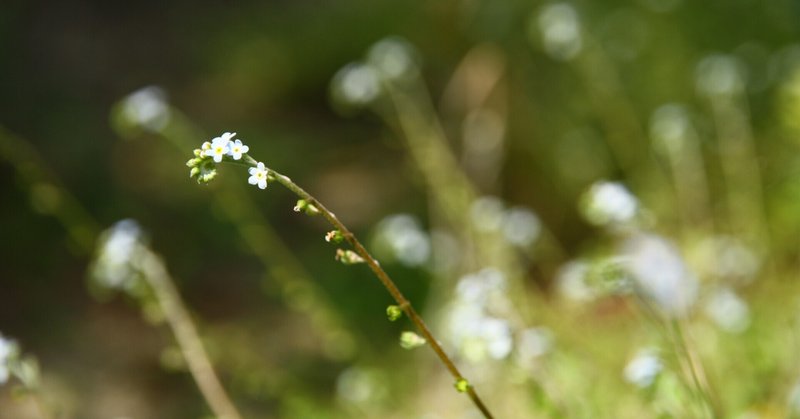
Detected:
left=187, top=132, right=269, bottom=189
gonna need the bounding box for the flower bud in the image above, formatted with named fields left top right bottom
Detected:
left=399, top=331, right=426, bottom=349
left=325, top=230, right=345, bottom=244
left=335, top=249, right=365, bottom=265
left=386, top=305, right=403, bottom=321
left=294, top=199, right=321, bottom=216
left=454, top=378, right=470, bottom=393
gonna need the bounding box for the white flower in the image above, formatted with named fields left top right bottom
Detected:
left=536, top=3, right=583, bottom=61
left=92, top=219, right=145, bottom=290
left=624, top=348, right=662, bottom=388
left=622, top=233, right=698, bottom=318
left=248, top=162, right=269, bottom=189
left=373, top=214, right=431, bottom=267
left=204, top=132, right=236, bottom=163
left=121, top=86, right=170, bottom=132
left=227, top=139, right=249, bottom=160
left=503, top=207, right=541, bottom=247
left=333, top=63, right=381, bottom=106
left=582, top=181, right=639, bottom=226
left=0, top=333, right=18, bottom=385
left=704, top=287, right=750, bottom=333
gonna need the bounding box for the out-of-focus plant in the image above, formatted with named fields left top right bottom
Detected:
left=0, top=332, right=52, bottom=419
left=90, top=219, right=242, bottom=419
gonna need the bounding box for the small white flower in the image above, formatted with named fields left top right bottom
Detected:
left=227, top=139, right=249, bottom=160
left=622, top=234, right=698, bottom=318
left=624, top=348, right=663, bottom=388
left=121, top=86, right=170, bottom=131
left=204, top=132, right=236, bottom=163
left=704, top=287, right=750, bottom=333
left=582, top=181, right=639, bottom=226
left=248, top=162, right=269, bottom=189
left=92, top=219, right=145, bottom=290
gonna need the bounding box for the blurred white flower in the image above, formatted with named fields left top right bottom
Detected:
left=367, top=37, right=418, bottom=80
left=332, top=63, right=381, bottom=106
left=622, top=234, right=698, bottom=318
left=121, top=86, right=170, bottom=132
left=556, top=260, right=594, bottom=302
left=624, top=348, right=662, bottom=388
left=455, top=268, right=506, bottom=304
left=92, top=219, right=145, bottom=290
left=516, top=327, right=553, bottom=365
left=650, top=103, right=693, bottom=156
left=470, top=196, right=506, bottom=232
left=373, top=214, right=431, bottom=267
left=502, top=207, right=541, bottom=247
left=536, top=3, right=583, bottom=61
left=695, top=54, right=745, bottom=97
left=0, top=333, right=18, bottom=385
left=695, top=236, right=760, bottom=284
left=450, top=311, right=513, bottom=362
left=248, top=162, right=269, bottom=190
left=582, top=181, right=639, bottom=227
left=703, top=287, right=750, bottom=333
left=446, top=268, right=514, bottom=362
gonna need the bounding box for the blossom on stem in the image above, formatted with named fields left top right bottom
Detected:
left=228, top=139, right=249, bottom=160
left=248, top=162, right=269, bottom=189
left=205, top=132, right=236, bottom=163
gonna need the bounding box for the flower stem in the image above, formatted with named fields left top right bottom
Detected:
left=242, top=156, right=495, bottom=418
left=139, top=248, right=243, bottom=419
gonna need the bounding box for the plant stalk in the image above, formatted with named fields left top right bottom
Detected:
left=241, top=156, right=494, bottom=418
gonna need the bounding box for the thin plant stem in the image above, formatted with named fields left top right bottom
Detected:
left=236, top=156, right=495, bottom=419
left=139, top=248, right=243, bottom=419
left=669, top=319, right=720, bottom=418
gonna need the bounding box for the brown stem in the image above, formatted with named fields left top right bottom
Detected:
left=266, top=168, right=495, bottom=419
left=139, top=248, right=243, bottom=419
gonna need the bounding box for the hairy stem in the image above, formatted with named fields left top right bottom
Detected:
left=239, top=156, right=494, bottom=418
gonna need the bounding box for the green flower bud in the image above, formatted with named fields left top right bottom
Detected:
left=325, top=230, right=345, bottom=244
left=335, top=249, right=365, bottom=265
left=386, top=305, right=403, bottom=321
left=454, top=378, right=470, bottom=393
left=294, top=199, right=321, bottom=216
left=399, top=331, right=426, bottom=349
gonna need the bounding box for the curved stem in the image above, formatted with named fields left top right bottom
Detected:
left=237, top=156, right=494, bottom=418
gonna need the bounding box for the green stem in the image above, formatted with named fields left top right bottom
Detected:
left=670, top=319, right=720, bottom=418
left=239, top=155, right=495, bottom=419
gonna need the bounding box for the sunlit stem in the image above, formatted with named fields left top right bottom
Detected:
left=138, top=247, right=243, bottom=419
left=235, top=155, right=495, bottom=419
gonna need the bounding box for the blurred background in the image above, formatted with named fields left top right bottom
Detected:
left=2, top=0, right=800, bottom=417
